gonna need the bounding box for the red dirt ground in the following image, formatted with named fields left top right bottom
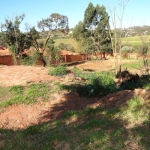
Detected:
left=0, top=63, right=148, bottom=130
left=0, top=65, right=57, bottom=86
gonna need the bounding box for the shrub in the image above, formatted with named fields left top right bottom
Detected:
left=84, top=71, right=117, bottom=96
left=48, top=65, right=67, bottom=76
left=20, top=56, right=33, bottom=66
left=62, top=71, right=117, bottom=97
left=20, top=51, right=41, bottom=66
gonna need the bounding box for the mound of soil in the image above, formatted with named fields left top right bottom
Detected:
left=0, top=89, right=149, bottom=130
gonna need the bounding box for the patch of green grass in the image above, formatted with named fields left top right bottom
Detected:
left=48, top=65, right=67, bottom=76
left=57, top=71, right=118, bottom=97
left=119, top=97, right=149, bottom=127
left=143, top=81, right=150, bottom=90
left=0, top=83, right=51, bottom=108
left=122, top=35, right=150, bottom=46
left=0, top=86, right=10, bottom=102
left=122, top=59, right=143, bottom=70
left=9, top=85, right=23, bottom=95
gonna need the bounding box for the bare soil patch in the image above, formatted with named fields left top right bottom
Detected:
left=0, top=60, right=145, bottom=130
left=0, top=65, right=57, bottom=86
left=68, top=59, right=139, bottom=72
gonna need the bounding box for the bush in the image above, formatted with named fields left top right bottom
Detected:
left=20, top=52, right=41, bottom=66
left=84, top=71, right=117, bottom=97
left=61, top=71, right=117, bottom=97
left=48, top=65, right=67, bottom=76
left=20, top=56, right=33, bottom=66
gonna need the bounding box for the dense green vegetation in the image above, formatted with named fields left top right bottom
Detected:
left=48, top=65, right=67, bottom=76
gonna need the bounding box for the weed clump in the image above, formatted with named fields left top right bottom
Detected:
left=48, top=66, right=67, bottom=76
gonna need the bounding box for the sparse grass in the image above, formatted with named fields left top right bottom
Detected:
left=0, top=96, right=149, bottom=150
left=144, top=83, right=150, bottom=90
left=0, top=86, right=11, bottom=102
left=122, top=59, right=143, bottom=70
left=119, top=97, right=149, bottom=127
left=54, top=38, right=79, bottom=51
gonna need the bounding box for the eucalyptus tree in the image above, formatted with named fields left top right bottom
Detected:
left=84, top=3, right=111, bottom=55
left=73, top=21, right=87, bottom=41
left=73, top=2, right=112, bottom=57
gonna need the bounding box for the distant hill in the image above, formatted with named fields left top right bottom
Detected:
left=117, top=26, right=150, bottom=37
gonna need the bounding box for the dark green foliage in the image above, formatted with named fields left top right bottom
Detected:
left=73, top=2, right=112, bottom=54
left=1, top=14, right=32, bottom=55
left=73, top=21, right=86, bottom=41
left=20, top=51, right=41, bottom=66
left=0, top=32, right=7, bottom=47
left=20, top=56, right=34, bottom=66
left=80, top=71, right=116, bottom=97
left=119, top=74, right=150, bottom=90
left=60, top=71, right=117, bottom=97
left=45, top=39, right=60, bottom=66
left=48, top=66, right=67, bottom=76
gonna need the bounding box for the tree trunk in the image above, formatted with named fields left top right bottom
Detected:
left=39, top=53, right=46, bottom=67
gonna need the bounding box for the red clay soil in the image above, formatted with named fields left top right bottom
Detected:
left=0, top=65, right=149, bottom=130
left=0, top=91, right=133, bottom=130
left=0, top=65, right=57, bottom=86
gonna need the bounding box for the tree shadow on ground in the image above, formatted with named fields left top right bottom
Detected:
left=39, top=89, right=134, bottom=122
left=0, top=87, right=150, bottom=149
left=0, top=107, right=129, bottom=149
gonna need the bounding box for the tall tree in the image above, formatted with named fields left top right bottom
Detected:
left=30, top=13, right=69, bottom=66
left=37, top=13, right=69, bottom=52
left=73, top=21, right=86, bottom=41
left=73, top=2, right=112, bottom=57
